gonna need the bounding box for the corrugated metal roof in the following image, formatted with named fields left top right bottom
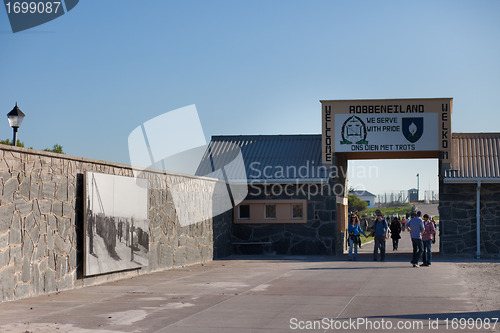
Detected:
left=195, top=135, right=331, bottom=182
left=445, top=133, right=500, bottom=180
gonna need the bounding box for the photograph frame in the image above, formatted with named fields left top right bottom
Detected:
left=84, top=171, right=149, bottom=276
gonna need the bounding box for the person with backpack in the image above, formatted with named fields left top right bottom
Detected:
left=371, top=209, right=388, bottom=261
left=407, top=211, right=425, bottom=267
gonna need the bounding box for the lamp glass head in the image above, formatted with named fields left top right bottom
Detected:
left=7, top=104, right=25, bottom=128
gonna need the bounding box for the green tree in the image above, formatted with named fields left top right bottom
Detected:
left=0, top=139, right=31, bottom=148
left=43, top=144, right=64, bottom=154
left=348, top=194, right=368, bottom=213
left=1, top=139, right=62, bottom=153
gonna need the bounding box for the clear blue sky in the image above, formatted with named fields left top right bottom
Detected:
left=1, top=0, right=499, bottom=196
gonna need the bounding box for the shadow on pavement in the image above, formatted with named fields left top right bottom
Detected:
left=220, top=252, right=499, bottom=264
left=343, top=309, right=500, bottom=321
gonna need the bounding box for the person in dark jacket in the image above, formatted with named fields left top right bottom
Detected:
left=371, top=209, right=388, bottom=261
left=407, top=211, right=425, bottom=267
left=390, top=217, right=402, bottom=250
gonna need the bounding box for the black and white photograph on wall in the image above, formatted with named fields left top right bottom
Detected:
left=85, top=171, right=149, bottom=276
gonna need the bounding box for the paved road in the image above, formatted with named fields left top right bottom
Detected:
left=1, top=238, right=497, bottom=333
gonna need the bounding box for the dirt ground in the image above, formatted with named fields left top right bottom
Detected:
left=456, top=262, right=500, bottom=313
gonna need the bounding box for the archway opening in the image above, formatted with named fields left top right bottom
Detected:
left=344, top=158, right=440, bottom=257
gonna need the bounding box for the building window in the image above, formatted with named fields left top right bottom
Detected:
left=234, top=200, right=307, bottom=224
left=265, top=204, right=276, bottom=219
left=292, top=203, right=303, bottom=219
left=239, top=205, right=250, bottom=219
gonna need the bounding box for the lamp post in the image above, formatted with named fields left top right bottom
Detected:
left=416, top=173, right=420, bottom=201
left=7, top=102, right=25, bottom=146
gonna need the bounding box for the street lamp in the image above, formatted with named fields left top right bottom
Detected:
left=7, top=102, right=25, bottom=146
left=416, top=173, right=420, bottom=201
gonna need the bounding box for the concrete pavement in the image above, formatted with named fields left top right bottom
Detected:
left=0, top=236, right=497, bottom=332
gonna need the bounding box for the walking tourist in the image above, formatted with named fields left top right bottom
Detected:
left=390, top=217, right=402, bottom=250
left=407, top=211, right=424, bottom=267
left=421, top=214, right=436, bottom=266
left=360, top=217, right=368, bottom=233
left=371, top=210, right=388, bottom=261
left=348, top=214, right=367, bottom=261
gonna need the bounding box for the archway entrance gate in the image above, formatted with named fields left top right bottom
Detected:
left=321, top=98, right=452, bottom=254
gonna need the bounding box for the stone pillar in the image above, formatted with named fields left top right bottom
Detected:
left=334, top=153, right=348, bottom=255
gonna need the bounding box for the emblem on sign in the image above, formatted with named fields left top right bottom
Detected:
left=340, top=116, right=368, bottom=145
left=402, top=117, right=424, bottom=143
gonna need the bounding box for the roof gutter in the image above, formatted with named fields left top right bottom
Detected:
left=476, top=180, right=481, bottom=259
left=443, top=177, right=500, bottom=184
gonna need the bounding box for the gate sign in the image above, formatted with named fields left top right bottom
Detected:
left=335, top=113, right=438, bottom=152
left=321, top=98, right=452, bottom=167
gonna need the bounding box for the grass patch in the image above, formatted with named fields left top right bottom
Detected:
left=361, top=236, right=374, bottom=244
left=360, top=204, right=413, bottom=218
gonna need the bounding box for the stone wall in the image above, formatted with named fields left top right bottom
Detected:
left=232, top=183, right=337, bottom=255
left=0, top=145, right=229, bottom=302
left=440, top=182, right=500, bottom=257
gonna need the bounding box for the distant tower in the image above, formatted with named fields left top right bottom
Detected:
left=408, top=188, right=419, bottom=202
